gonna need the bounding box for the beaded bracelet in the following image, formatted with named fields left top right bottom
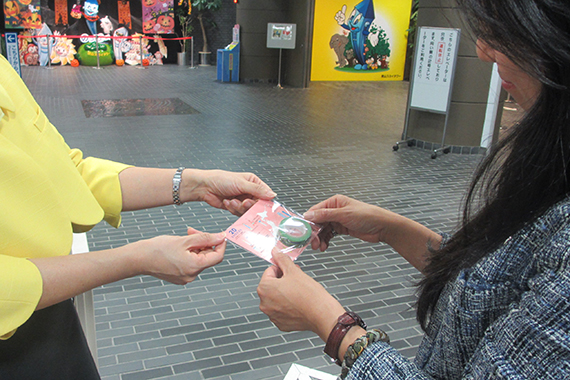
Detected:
left=338, top=329, right=390, bottom=380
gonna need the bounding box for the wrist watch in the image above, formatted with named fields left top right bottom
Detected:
left=324, top=311, right=367, bottom=366
left=172, top=167, right=185, bottom=205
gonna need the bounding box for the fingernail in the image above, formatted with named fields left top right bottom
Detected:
left=303, top=211, right=314, bottom=219
left=268, top=191, right=277, bottom=198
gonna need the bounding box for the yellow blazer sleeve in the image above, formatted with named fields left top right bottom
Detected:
left=69, top=149, right=132, bottom=231
left=0, top=255, right=42, bottom=339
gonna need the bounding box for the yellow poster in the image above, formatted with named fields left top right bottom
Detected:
left=311, top=0, right=412, bottom=81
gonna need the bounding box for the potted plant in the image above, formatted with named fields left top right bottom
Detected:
left=176, top=0, right=194, bottom=65
left=191, top=0, right=222, bottom=65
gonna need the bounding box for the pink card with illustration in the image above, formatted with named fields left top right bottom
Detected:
left=225, top=200, right=321, bottom=264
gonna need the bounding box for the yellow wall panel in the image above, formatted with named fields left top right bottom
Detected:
left=311, top=0, right=413, bottom=81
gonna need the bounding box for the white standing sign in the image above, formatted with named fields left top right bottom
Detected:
left=4, top=33, right=22, bottom=77
left=409, top=27, right=460, bottom=113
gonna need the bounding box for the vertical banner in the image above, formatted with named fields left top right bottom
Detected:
left=311, top=0, right=412, bottom=81
left=141, top=0, right=175, bottom=34
left=4, top=0, right=43, bottom=29
left=4, top=33, right=22, bottom=76
left=117, top=0, right=132, bottom=29
left=54, top=0, right=68, bottom=26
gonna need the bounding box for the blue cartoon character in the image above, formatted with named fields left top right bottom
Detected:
left=335, top=0, right=375, bottom=70
left=82, top=0, right=100, bottom=35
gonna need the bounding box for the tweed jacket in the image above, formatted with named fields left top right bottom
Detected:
left=346, top=197, right=570, bottom=379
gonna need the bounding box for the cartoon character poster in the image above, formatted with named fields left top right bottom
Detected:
left=142, top=0, right=175, bottom=34
left=4, top=0, right=42, bottom=29
left=311, top=0, right=412, bottom=81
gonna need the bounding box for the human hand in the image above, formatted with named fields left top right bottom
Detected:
left=335, top=4, right=347, bottom=25
left=257, top=249, right=345, bottom=341
left=183, top=169, right=276, bottom=215
left=303, top=194, right=396, bottom=251
left=136, top=229, right=226, bottom=285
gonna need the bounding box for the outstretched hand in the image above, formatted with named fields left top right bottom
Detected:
left=187, top=170, right=276, bottom=216
left=303, top=194, right=388, bottom=251
left=138, top=229, right=226, bottom=285
left=257, top=249, right=344, bottom=341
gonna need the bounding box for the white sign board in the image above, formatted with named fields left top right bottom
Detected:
left=409, top=27, right=460, bottom=113
left=4, top=33, right=21, bottom=77
left=267, top=23, right=296, bottom=49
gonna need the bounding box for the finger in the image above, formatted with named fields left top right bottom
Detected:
left=260, top=264, right=281, bottom=282
left=271, top=249, right=296, bottom=275
left=341, top=4, right=347, bottom=14
left=305, top=195, right=346, bottom=215
left=209, top=240, right=226, bottom=264
left=236, top=176, right=276, bottom=200
left=194, top=245, right=225, bottom=269
left=187, top=226, right=204, bottom=236
left=240, top=199, right=256, bottom=211
left=222, top=198, right=242, bottom=214
left=303, top=208, right=341, bottom=225
left=185, top=231, right=226, bottom=250
left=225, top=198, right=257, bottom=216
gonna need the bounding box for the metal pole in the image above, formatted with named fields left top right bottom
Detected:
left=46, top=33, right=54, bottom=69
left=190, top=37, right=195, bottom=69
left=277, top=48, right=283, bottom=89
left=94, top=34, right=101, bottom=69
left=138, top=35, right=145, bottom=69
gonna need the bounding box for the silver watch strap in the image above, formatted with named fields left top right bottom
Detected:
left=172, top=167, right=185, bottom=205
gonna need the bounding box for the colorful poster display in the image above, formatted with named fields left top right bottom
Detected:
left=142, top=0, right=175, bottom=34
left=311, top=0, right=413, bottom=81
left=117, top=0, right=132, bottom=29
left=4, top=0, right=42, bottom=29
left=54, top=0, right=68, bottom=26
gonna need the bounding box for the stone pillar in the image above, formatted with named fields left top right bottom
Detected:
left=405, top=0, right=504, bottom=153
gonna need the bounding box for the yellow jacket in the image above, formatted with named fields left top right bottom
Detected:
left=0, top=55, right=131, bottom=338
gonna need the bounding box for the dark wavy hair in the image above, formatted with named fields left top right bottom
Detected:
left=416, top=0, right=570, bottom=330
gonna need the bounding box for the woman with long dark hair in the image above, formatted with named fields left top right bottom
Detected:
left=257, top=0, right=570, bottom=378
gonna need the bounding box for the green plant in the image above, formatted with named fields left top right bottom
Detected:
left=176, top=0, right=194, bottom=52
left=407, top=0, right=419, bottom=51
left=191, top=0, right=222, bottom=53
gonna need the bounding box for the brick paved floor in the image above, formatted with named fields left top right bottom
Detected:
left=22, top=64, right=483, bottom=380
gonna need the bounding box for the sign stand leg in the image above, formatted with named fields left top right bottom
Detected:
left=431, top=114, right=451, bottom=159
left=276, top=48, right=283, bottom=89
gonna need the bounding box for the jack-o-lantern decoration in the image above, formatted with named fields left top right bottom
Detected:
left=116, top=59, right=125, bottom=66
left=70, top=59, right=80, bottom=67
left=156, top=14, right=174, bottom=34
left=21, top=10, right=42, bottom=29
left=142, top=19, right=156, bottom=33
left=142, top=58, right=150, bottom=66
left=4, top=0, right=19, bottom=18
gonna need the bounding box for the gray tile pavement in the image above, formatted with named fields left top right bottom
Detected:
left=22, top=64, right=482, bottom=379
